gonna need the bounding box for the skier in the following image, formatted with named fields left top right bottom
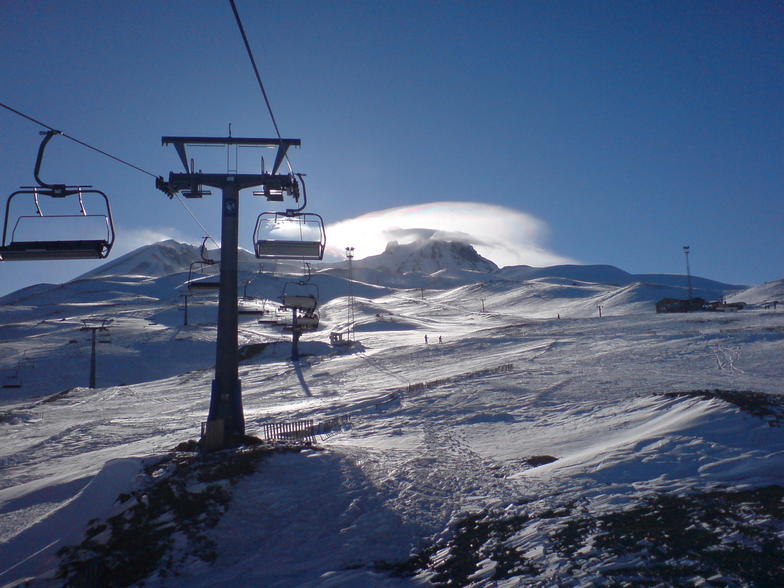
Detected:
left=438, top=336, right=442, bottom=343
left=424, top=335, right=428, bottom=344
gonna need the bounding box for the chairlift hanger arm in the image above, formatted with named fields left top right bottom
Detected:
left=161, top=137, right=300, bottom=175
left=34, top=130, right=64, bottom=191
left=165, top=172, right=297, bottom=193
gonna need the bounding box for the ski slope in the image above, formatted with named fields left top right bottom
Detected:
left=0, top=241, right=782, bottom=586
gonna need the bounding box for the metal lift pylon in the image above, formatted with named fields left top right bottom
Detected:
left=159, top=136, right=300, bottom=450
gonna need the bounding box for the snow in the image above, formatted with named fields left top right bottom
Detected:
left=0, top=239, right=782, bottom=586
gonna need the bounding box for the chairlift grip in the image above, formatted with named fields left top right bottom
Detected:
left=33, top=188, right=43, bottom=217
left=286, top=173, right=308, bottom=215
left=33, top=130, right=67, bottom=194
left=77, top=188, right=87, bottom=216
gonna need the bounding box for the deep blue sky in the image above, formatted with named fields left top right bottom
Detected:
left=1, top=1, right=781, bottom=295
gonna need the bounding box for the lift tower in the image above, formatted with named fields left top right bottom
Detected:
left=160, top=136, right=300, bottom=449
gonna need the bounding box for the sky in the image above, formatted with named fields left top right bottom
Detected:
left=0, top=0, right=781, bottom=296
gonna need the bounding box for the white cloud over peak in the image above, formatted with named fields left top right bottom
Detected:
left=324, top=201, right=576, bottom=268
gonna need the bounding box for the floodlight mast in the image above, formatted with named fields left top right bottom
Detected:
left=160, top=136, right=301, bottom=450
left=683, top=245, right=693, bottom=302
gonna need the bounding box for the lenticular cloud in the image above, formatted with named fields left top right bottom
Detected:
left=324, top=202, right=576, bottom=268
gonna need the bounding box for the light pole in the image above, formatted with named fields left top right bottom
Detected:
left=345, top=246, right=355, bottom=342
left=683, top=245, right=693, bottom=302
left=179, top=293, right=190, bottom=326
left=80, top=319, right=111, bottom=388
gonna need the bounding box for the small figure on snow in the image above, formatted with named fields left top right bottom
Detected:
left=424, top=335, right=428, bottom=344
left=438, top=336, right=442, bottom=343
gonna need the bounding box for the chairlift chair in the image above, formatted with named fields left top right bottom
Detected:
left=187, top=270, right=221, bottom=291
left=253, top=211, right=326, bottom=260
left=2, top=370, right=21, bottom=389
left=330, top=331, right=351, bottom=347
left=0, top=130, right=115, bottom=262
left=186, top=237, right=220, bottom=291
left=257, top=300, right=284, bottom=324
left=280, top=281, right=319, bottom=311
left=297, top=311, right=319, bottom=330
left=0, top=187, right=115, bottom=261
left=238, top=299, right=268, bottom=315
left=18, top=357, right=35, bottom=369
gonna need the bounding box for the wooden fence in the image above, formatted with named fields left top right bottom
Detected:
left=402, top=363, right=515, bottom=396
left=260, top=415, right=352, bottom=444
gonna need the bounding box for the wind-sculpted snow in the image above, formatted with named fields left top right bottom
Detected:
left=0, top=240, right=782, bottom=586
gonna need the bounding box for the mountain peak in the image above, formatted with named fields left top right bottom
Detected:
left=75, top=240, right=203, bottom=280
left=72, top=240, right=258, bottom=281
left=357, top=239, right=498, bottom=275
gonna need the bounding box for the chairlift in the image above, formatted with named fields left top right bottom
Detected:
left=0, top=131, right=115, bottom=262
left=186, top=237, right=220, bottom=291
left=297, top=311, right=319, bottom=331
left=330, top=331, right=352, bottom=347
left=2, top=370, right=21, bottom=389
left=238, top=298, right=268, bottom=315
left=280, top=281, right=319, bottom=311
left=242, top=264, right=267, bottom=300
left=253, top=174, right=325, bottom=260
left=281, top=311, right=318, bottom=332
left=257, top=300, right=285, bottom=324
left=254, top=211, right=325, bottom=260
left=187, top=271, right=220, bottom=291
left=18, top=357, right=35, bottom=369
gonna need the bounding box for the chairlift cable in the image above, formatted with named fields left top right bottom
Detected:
left=1, top=101, right=220, bottom=249
left=174, top=194, right=220, bottom=248
left=227, top=0, right=294, bottom=174
left=0, top=101, right=158, bottom=179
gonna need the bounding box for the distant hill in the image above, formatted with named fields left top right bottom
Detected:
left=497, top=263, right=744, bottom=292
left=74, top=240, right=257, bottom=280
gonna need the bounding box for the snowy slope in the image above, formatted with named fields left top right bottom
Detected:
left=0, top=242, right=782, bottom=587
left=726, top=279, right=784, bottom=306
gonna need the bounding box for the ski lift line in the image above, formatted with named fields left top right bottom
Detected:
left=173, top=194, right=219, bottom=248
left=227, top=0, right=294, bottom=175
left=0, top=102, right=223, bottom=249
left=0, top=101, right=159, bottom=179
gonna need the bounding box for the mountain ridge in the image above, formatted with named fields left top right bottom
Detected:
left=58, top=238, right=748, bottom=293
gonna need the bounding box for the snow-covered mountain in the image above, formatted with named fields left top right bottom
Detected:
left=76, top=239, right=258, bottom=280
left=38, top=238, right=743, bottom=297
left=1, top=239, right=782, bottom=587
left=355, top=239, right=499, bottom=274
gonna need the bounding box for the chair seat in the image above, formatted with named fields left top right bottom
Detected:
left=0, top=240, right=108, bottom=261
left=255, top=239, right=323, bottom=260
